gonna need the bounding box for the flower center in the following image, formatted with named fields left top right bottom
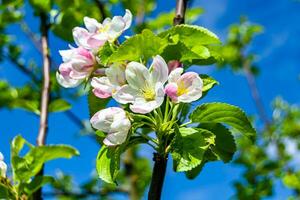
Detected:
left=99, top=24, right=110, bottom=33
left=177, top=81, right=189, bottom=96
left=141, top=84, right=156, bottom=101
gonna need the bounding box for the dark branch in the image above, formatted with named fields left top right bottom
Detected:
left=173, top=0, right=188, bottom=25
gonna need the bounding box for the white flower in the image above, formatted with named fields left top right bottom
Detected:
left=91, top=64, right=126, bottom=98
left=73, top=9, right=132, bottom=51
left=165, top=68, right=203, bottom=103
left=56, top=46, right=96, bottom=88
left=0, top=152, right=7, bottom=177
left=90, top=107, right=131, bottom=146
left=114, top=55, right=168, bottom=114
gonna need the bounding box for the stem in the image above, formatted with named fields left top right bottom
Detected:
left=148, top=153, right=168, bottom=200
left=33, top=12, right=51, bottom=200
left=243, top=60, right=270, bottom=126
left=173, top=0, right=188, bottom=25
left=148, top=1, right=188, bottom=199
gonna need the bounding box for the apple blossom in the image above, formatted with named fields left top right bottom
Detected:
left=0, top=152, right=7, bottom=177
left=73, top=9, right=132, bottom=51
left=56, top=46, right=96, bottom=88
left=90, top=107, right=131, bottom=146
left=165, top=68, right=203, bottom=103
left=91, top=64, right=126, bottom=98
left=114, top=55, right=168, bottom=114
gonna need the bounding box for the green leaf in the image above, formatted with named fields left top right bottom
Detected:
left=185, top=159, right=207, bottom=179
left=98, top=42, right=114, bottom=66
left=96, top=146, right=120, bottom=184
left=0, top=178, right=16, bottom=199
left=11, top=136, right=79, bottom=182
left=199, top=123, right=236, bottom=162
left=159, top=24, right=221, bottom=46
left=108, top=29, right=168, bottom=63
left=190, top=103, right=256, bottom=140
left=200, top=74, right=219, bottom=96
left=171, top=127, right=213, bottom=172
left=24, top=176, right=55, bottom=195
left=48, top=99, right=71, bottom=113
left=88, top=89, right=110, bottom=119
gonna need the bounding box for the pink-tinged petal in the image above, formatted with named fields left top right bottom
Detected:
left=130, top=98, right=157, bottom=114
left=72, top=27, right=91, bottom=48
left=177, top=73, right=203, bottom=103
left=165, top=83, right=178, bottom=102
left=103, top=131, right=127, bottom=146
left=56, top=72, right=83, bottom=88
left=91, top=77, right=114, bottom=98
left=113, top=85, right=138, bottom=104
left=83, top=16, right=100, bottom=33
left=125, top=62, right=150, bottom=90
left=168, top=60, right=182, bottom=73
left=168, top=67, right=183, bottom=83
left=76, top=47, right=94, bottom=61
left=93, top=68, right=106, bottom=76
left=87, top=33, right=108, bottom=49
left=123, top=9, right=132, bottom=30
left=178, top=72, right=199, bottom=88
left=150, top=55, right=169, bottom=84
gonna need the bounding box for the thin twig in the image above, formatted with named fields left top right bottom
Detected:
left=93, top=0, right=108, bottom=19
left=173, top=0, right=188, bottom=25
left=243, top=59, right=270, bottom=126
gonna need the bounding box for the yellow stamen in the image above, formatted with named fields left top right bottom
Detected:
left=141, top=84, right=156, bottom=101
left=177, top=81, right=189, bottom=96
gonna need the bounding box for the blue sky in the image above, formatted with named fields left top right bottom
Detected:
left=0, top=0, right=300, bottom=199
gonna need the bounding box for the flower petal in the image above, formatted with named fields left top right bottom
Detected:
left=107, top=16, right=126, bottom=41
left=56, top=72, right=83, bottom=88
left=150, top=55, right=169, bottom=84
left=84, top=16, right=100, bottom=33
left=113, top=85, right=138, bottom=104
left=168, top=67, right=183, bottom=83
left=123, top=9, right=132, bottom=30
left=165, top=83, right=178, bottom=102
left=91, top=77, right=114, bottom=98
left=72, top=27, right=91, bottom=48
left=106, top=64, right=126, bottom=86
left=104, top=130, right=128, bottom=146
left=126, top=62, right=150, bottom=90
left=178, top=73, right=203, bottom=103
left=90, top=107, right=123, bottom=132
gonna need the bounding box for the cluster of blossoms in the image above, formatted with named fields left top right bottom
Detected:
left=0, top=152, right=7, bottom=178
left=57, top=10, right=204, bottom=147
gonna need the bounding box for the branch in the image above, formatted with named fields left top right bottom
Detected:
left=243, top=59, right=270, bottom=126
left=93, top=0, right=107, bottom=19
left=173, top=0, right=188, bottom=25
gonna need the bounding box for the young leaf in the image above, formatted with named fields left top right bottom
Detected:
left=190, top=103, right=256, bottom=140
left=171, top=127, right=213, bottom=172
left=108, top=29, right=167, bottom=63
left=98, top=42, right=114, bottom=66
left=198, top=123, right=237, bottom=163
left=24, top=176, right=55, bottom=195
left=159, top=24, right=221, bottom=46
left=96, top=146, right=120, bottom=184
left=48, top=99, right=71, bottom=113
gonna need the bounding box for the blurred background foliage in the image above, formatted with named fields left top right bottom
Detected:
left=0, top=0, right=300, bottom=199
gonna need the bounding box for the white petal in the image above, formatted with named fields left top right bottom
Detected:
left=107, top=16, right=126, bottom=41
left=0, top=152, right=3, bottom=161
left=113, top=85, right=138, bottom=104
left=126, top=62, right=150, bottom=90
left=130, top=98, right=158, bottom=114
left=104, top=130, right=128, bottom=146
left=150, top=55, right=169, bottom=84
left=59, top=49, right=74, bottom=62
left=106, top=64, right=126, bottom=86
left=90, top=107, right=123, bottom=132
left=56, top=72, right=83, bottom=88
left=168, top=68, right=183, bottom=83
left=84, top=16, right=100, bottom=32
left=0, top=161, right=7, bottom=177
left=72, top=27, right=91, bottom=49
left=123, top=9, right=132, bottom=30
